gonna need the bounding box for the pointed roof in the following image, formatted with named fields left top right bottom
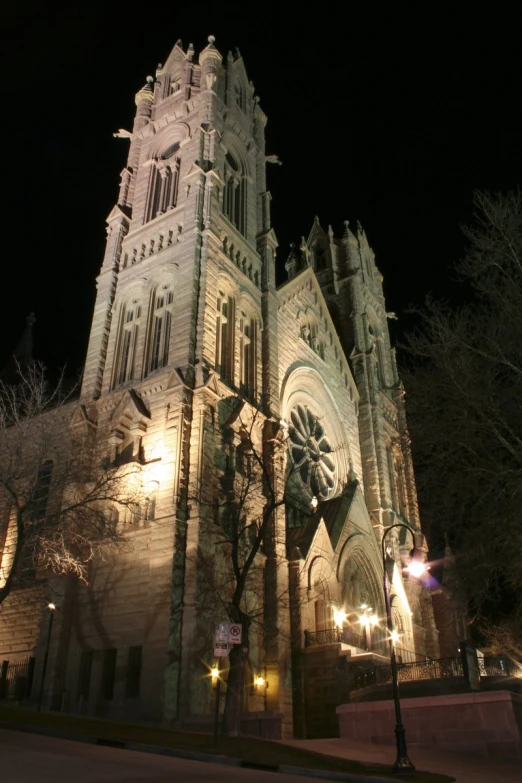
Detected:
left=305, top=215, right=328, bottom=246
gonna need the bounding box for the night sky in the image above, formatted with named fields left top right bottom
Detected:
left=1, top=5, right=520, bottom=374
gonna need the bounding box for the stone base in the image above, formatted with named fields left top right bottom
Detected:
left=182, top=710, right=284, bottom=739
left=337, top=690, right=522, bottom=759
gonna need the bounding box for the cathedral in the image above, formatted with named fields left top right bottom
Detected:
left=0, top=36, right=439, bottom=738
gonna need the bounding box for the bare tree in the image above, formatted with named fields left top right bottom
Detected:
left=401, top=190, right=522, bottom=650
left=0, top=362, right=143, bottom=607
left=191, top=398, right=325, bottom=737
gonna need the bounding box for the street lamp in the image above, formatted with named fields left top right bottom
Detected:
left=37, top=602, right=57, bottom=712
left=382, top=523, right=428, bottom=774
left=211, top=665, right=221, bottom=747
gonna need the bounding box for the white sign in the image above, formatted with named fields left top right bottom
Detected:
left=214, top=642, right=228, bottom=658
left=228, top=623, right=242, bottom=645
left=215, top=623, right=229, bottom=644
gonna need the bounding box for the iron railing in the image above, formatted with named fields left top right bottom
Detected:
left=0, top=657, right=35, bottom=700
left=478, top=656, right=522, bottom=678
left=354, top=657, right=465, bottom=691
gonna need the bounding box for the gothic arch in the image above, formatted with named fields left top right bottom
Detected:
left=150, top=122, right=191, bottom=159
left=340, top=545, right=384, bottom=622
left=281, top=366, right=351, bottom=497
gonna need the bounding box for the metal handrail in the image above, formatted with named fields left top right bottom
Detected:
left=353, top=657, right=466, bottom=691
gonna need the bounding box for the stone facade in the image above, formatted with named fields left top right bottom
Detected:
left=0, top=36, right=439, bottom=737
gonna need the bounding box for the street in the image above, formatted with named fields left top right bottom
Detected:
left=0, top=728, right=318, bottom=783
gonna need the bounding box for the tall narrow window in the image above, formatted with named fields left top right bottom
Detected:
left=125, top=645, right=142, bottom=698
left=31, top=460, right=53, bottom=521
left=77, top=650, right=93, bottom=701
left=113, top=301, right=140, bottom=388
left=215, top=291, right=234, bottom=382
left=223, top=152, right=247, bottom=236
left=240, top=311, right=256, bottom=399
left=145, top=144, right=180, bottom=223
left=101, top=648, right=117, bottom=700
left=147, top=287, right=173, bottom=374
left=387, top=447, right=400, bottom=513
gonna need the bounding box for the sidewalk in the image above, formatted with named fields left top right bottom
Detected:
left=282, top=738, right=522, bottom=783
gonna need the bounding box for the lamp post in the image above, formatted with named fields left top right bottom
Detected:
left=211, top=665, right=221, bottom=747
left=37, top=602, right=57, bottom=712
left=381, top=523, right=427, bottom=774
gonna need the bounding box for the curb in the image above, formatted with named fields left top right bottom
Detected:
left=0, top=721, right=423, bottom=783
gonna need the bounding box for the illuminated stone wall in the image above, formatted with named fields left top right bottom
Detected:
left=0, top=36, right=439, bottom=735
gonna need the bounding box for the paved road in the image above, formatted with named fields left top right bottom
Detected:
left=0, top=729, right=320, bottom=783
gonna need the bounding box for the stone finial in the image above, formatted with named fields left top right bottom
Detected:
left=208, top=35, right=216, bottom=46
left=27, top=312, right=36, bottom=327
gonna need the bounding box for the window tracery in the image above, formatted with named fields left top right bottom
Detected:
left=215, top=290, right=235, bottom=382
left=288, top=404, right=336, bottom=499
left=223, top=151, right=247, bottom=236
left=113, top=300, right=141, bottom=389
left=239, top=310, right=256, bottom=399
left=145, top=143, right=181, bottom=222
left=147, top=286, right=173, bottom=374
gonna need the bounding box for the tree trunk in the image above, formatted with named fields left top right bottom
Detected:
left=222, top=640, right=249, bottom=737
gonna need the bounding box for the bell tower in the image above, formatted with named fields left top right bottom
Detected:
left=81, top=36, right=276, bottom=409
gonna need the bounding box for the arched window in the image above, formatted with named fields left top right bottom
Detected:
left=145, top=144, right=181, bottom=223
left=215, top=290, right=235, bottom=382
left=113, top=301, right=141, bottom=389
left=223, top=151, right=247, bottom=236
left=147, top=287, right=173, bottom=374
left=31, top=460, right=54, bottom=521
left=239, top=310, right=256, bottom=399
left=312, top=242, right=327, bottom=271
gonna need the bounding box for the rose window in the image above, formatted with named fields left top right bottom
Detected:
left=288, top=404, right=336, bottom=498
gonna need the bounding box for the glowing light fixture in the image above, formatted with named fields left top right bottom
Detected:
left=333, top=609, right=347, bottom=629
left=405, top=549, right=429, bottom=579
left=211, top=666, right=219, bottom=682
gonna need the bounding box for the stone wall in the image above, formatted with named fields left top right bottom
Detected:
left=337, top=691, right=522, bottom=758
